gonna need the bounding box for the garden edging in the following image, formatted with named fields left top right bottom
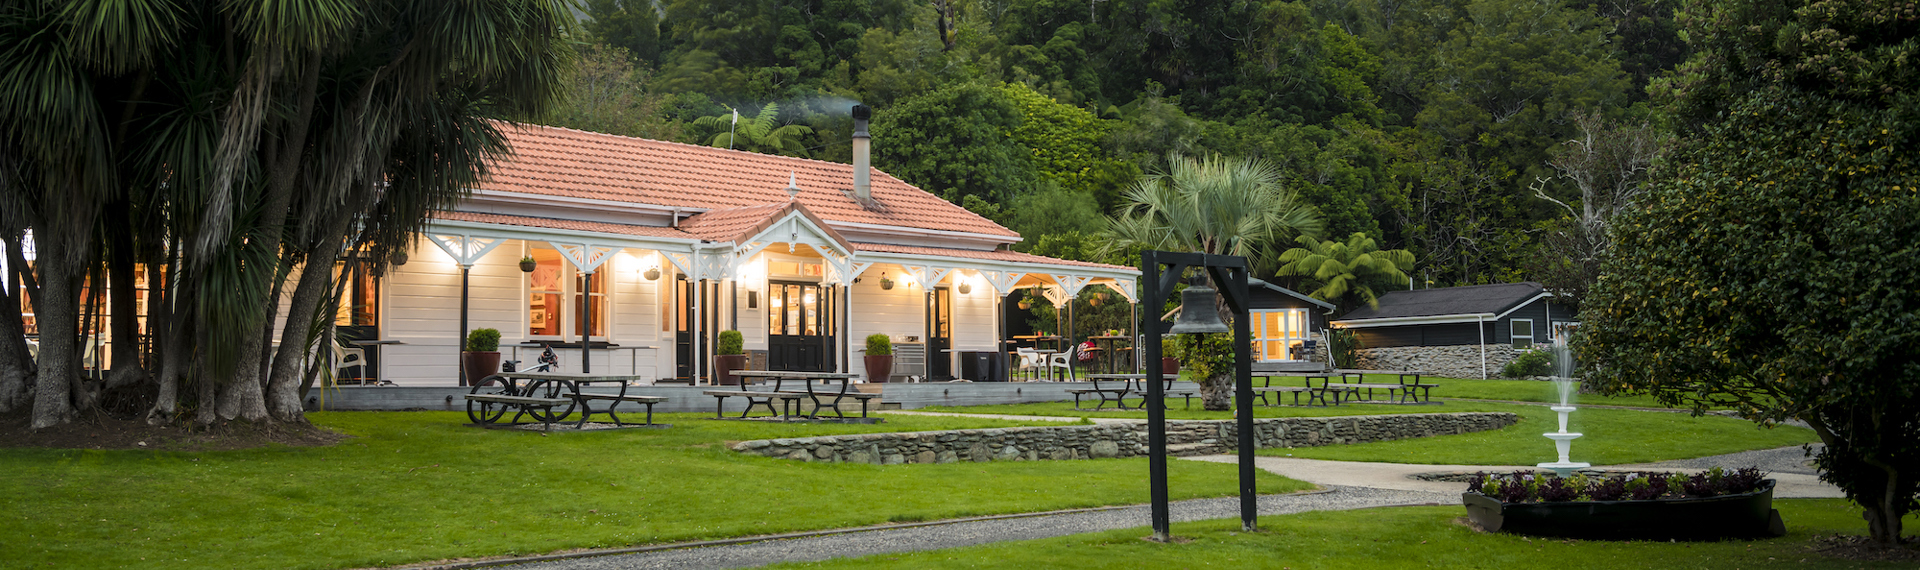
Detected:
left=731, top=412, right=1518, bottom=464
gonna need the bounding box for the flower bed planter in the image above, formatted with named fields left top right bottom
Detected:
left=1463, top=479, right=1786, bottom=540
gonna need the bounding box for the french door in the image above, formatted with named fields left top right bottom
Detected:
left=767, top=281, right=834, bottom=372
left=927, top=286, right=951, bottom=380
left=673, top=276, right=718, bottom=381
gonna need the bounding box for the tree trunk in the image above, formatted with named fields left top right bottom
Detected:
left=30, top=246, right=81, bottom=429
left=1199, top=372, right=1232, bottom=411
left=216, top=332, right=271, bottom=422
left=266, top=257, right=334, bottom=422
left=148, top=256, right=189, bottom=424
left=104, top=199, right=149, bottom=390
left=0, top=281, right=31, bottom=413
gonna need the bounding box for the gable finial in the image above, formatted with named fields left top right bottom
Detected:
left=786, top=171, right=800, bottom=200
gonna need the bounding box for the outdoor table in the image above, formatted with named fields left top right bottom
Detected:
left=1333, top=369, right=1438, bottom=404
left=465, top=371, right=662, bottom=428
left=1250, top=372, right=1336, bottom=407
left=1012, top=334, right=1065, bottom=352
left=347, top=339, right=403, bottom=385
left=1088, top=335, right=1132, bottom=374
left=1073, top=373, right=1139, bottom=410
left=1083, top=374, right=1196, bottom=410
left=717, top=370, right=874, bottom=420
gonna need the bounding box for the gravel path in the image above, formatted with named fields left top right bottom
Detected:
left=1618, top=443, right=1823, bottom=475
left=495, top=486, right=1449, bottom=570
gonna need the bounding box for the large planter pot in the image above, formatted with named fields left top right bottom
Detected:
left=1462, top=479, right=1785, bottom=540
left=461, top=351, right=501, bottom=387
left=714, top=354, right=748, bottom=386
left=1161, top=357, right=1180, bottom=375
left=864, top=355, right=894, bottom=383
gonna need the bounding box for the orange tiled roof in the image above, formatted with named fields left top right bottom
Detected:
left=675, top=201, right=853, bottom=250
left=851, top=242, right=1134, bottom=271
left=480, top=123, right=1019, bottom=238
left=433, top=211, right=695, bottom=240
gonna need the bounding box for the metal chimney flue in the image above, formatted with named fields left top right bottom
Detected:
left=850, top=104, right=872, bottom=205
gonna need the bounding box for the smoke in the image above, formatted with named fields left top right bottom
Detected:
left=787, top=96, right=863, bottom=115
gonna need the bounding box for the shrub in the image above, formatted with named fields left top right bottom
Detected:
left=865, top=334, right=892, bottom=356
left=465, top=328, right=500, bottom=352
left=1469, top=468, right=1770, bottom=502
left=716, top=330, right=744, bottom=355
left=1502, top=349, right=1553, bottom=378
left=1328, top=328, right=1363, bottom=368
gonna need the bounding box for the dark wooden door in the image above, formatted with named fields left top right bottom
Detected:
left=928, top=287, right=951, bottom=380
left=767, top=282, right=833, bottom=372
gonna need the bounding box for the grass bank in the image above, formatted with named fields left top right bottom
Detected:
left=1268, top=402, right=1817, bottom=465
left=771, top=499, right=1918, bottom=569
left=914, top=400, right=1816, bottom=465
left=0, top=412, right=1312, bottom=570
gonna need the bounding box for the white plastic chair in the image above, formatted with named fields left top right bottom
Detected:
left=1044, top=345, right=1078, bottom=382
left=1013, top=348, right=1045, bottom=381
left=332, top=340, right=368, bottom=384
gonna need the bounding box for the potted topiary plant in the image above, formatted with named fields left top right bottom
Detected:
left=462, top=328, right=502, bottom=387
left=863, top=334, right=893, bottom=383
left=714, top=330, right=747, bottom=386
left=519, top=256, right=537, bottom=272
left=1159, top=337, right=1180, bottom=375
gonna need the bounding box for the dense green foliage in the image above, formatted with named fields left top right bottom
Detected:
left=864, top=333, right=893, bottom=356
left=1501, top=349, right=1552, bottom=379
left=1578, top=0, right=1919, bottom=545
left=716, top=330, right=744, bottom=355
left=1275, top=233, right=1416, bottom=311
left=465, top=329, right=502, bottom=353
left=560, top=0, right=1688, bottom=286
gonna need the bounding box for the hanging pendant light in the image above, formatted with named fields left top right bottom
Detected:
left=1167, top=286, right=1230, bottom=335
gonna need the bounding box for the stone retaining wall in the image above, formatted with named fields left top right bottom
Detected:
left=730, top=412, right=1517, bottom=464
left=1354, top=345, right=1520, bottom=379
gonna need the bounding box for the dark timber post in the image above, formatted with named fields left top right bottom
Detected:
left=1140, top=250, right=1256, bottom=541
left=1141, top=252, right=1171, bottom=541
left=459, top=264, right=470, bottom=385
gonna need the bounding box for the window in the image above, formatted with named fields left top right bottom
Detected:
left=1511, top=319, right=1534, bottom=349
left=1253, top=309, right=1310, bottom=361
left=332, top=260, right=380, bottom=327
left=526, top=247, right=608, bottom=340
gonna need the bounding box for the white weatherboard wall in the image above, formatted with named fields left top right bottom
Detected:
left=378, top=240, right=671, bottom=385
left=845, top=264, right=1000, bottom=381
left=847, top=263, right=923, bottom=381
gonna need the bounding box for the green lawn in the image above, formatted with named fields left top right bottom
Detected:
left=915, top=400, right=1817, bottom=466
left=0, top=412, right=1312, bottom=570
left=770, top=499, right=1920, bottom=569
left=1424, top=376, right=1674, bottom=408
left=1269, top=402, right=1817, bottom=465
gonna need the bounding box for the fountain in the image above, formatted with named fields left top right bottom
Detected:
left=1537, top=344, right=1588, bottom=477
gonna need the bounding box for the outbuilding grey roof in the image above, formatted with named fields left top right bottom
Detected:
left=1333, top=282, right=1545, bottom=321
left=1247, top=278, right=1336, bottom=312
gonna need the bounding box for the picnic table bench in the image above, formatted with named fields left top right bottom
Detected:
left=1331, top=369, right=1440, bottom=404
left=705, top=371, right=877, bottom=420
left=1080, top=374, right=1196, bottom=410
left=1248, top=372, right=1337, bottom=407
left=465, top=372, right=666, bottom=429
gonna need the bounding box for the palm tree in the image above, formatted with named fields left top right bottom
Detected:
left=1102, top=155, right=1324, bottom=410
left=1275, top=233, right=1416, bottom=312
left=0, top=0, right=572, bottom=428
left=694, top=103, right=815, bottom=157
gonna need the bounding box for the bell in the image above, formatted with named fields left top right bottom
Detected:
left=1167, top=286, right=1230, bottom=335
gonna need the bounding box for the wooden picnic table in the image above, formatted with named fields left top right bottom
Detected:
left=465, top=371, right=665, bottom=428
left=1080, top=374, right=1196, bottom=410
left=1330, top=369, right=1440, bottom=404
left=706, top=370, right=877, bottom=420
left=1249, top=371, right=1338, bottom=407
